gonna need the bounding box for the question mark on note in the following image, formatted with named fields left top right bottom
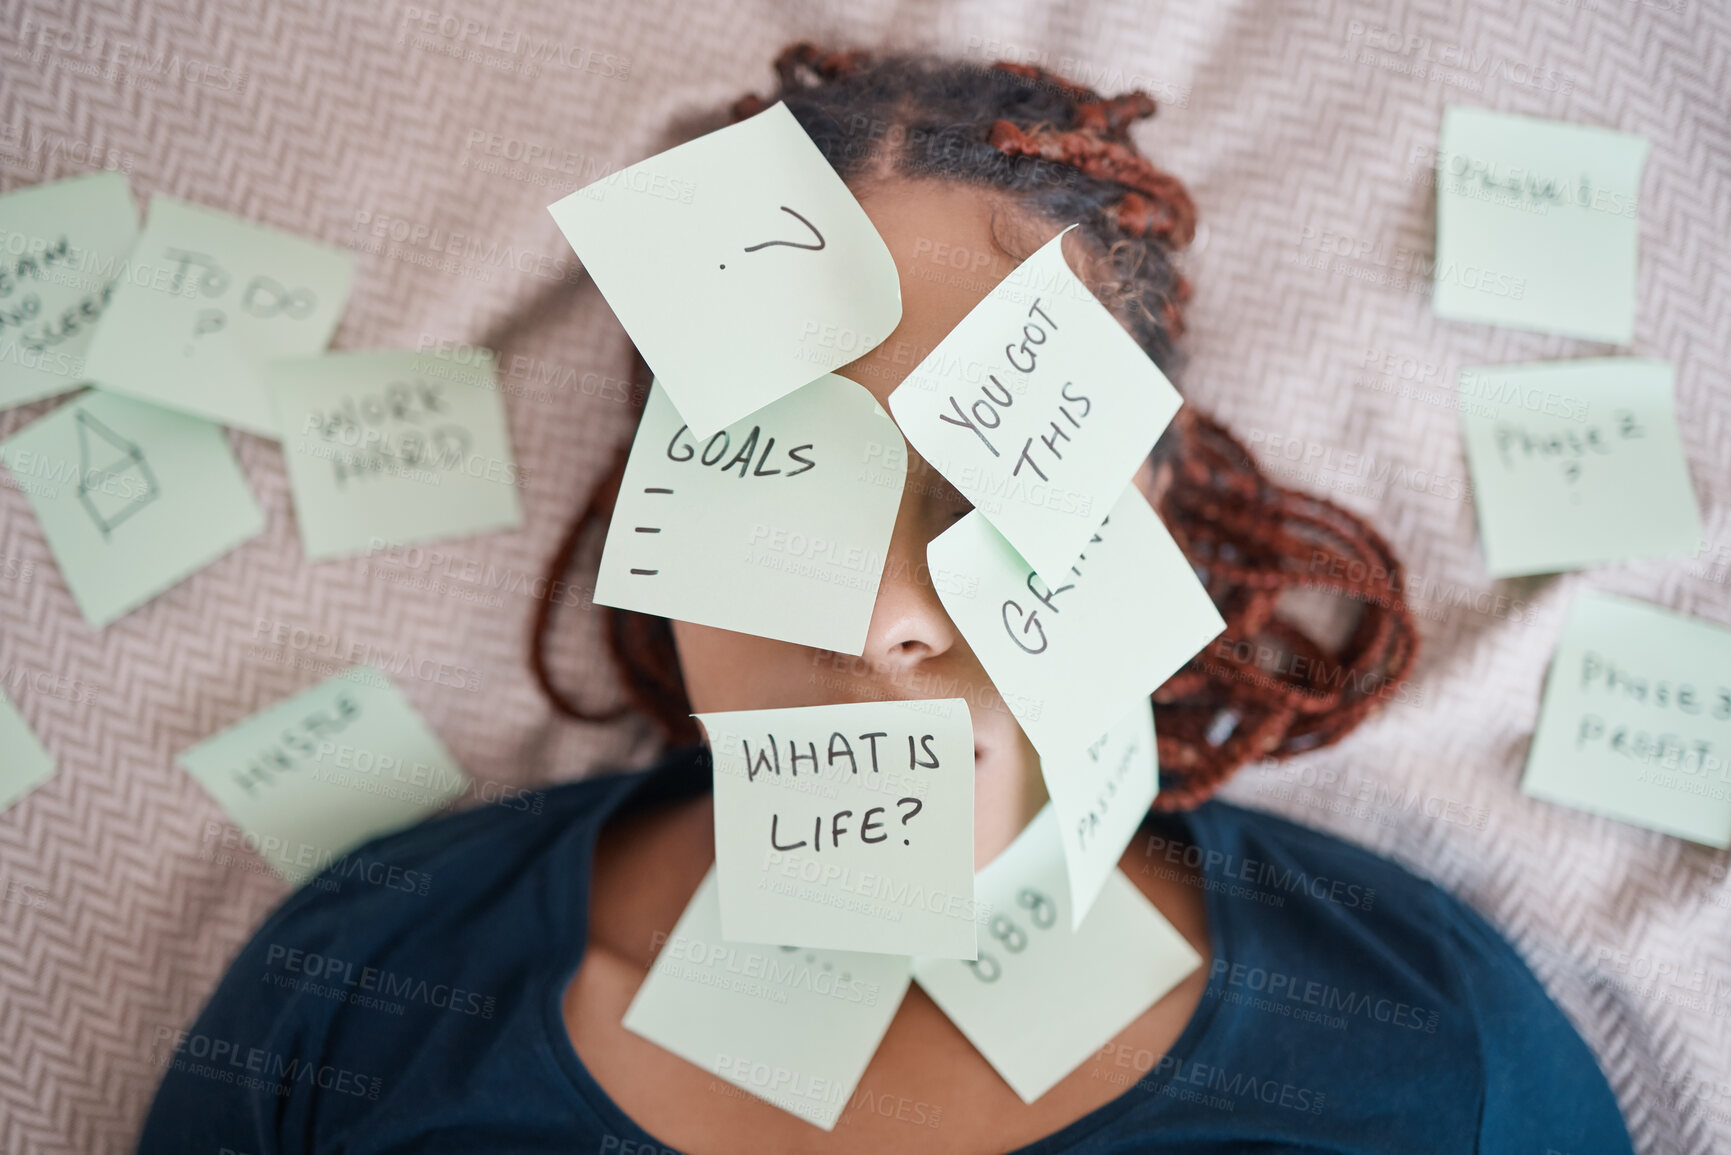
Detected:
left=184, top=308, right=225, bottom=356
left=719, top=206, right=825, bottom=270
left=1563, top=459, right=1582, bottom=501
left=895, top=796, right=923, bottom=845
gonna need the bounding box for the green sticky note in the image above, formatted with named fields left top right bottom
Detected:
left=1040, top=700, right=1158, bottom=929
left=0, top=690, right=56, bottom=815
left=701, top=698, right=977, bottom=959
left=0, top=172, right=138, bottom=410
left=84, top=195, right=353, bottom=437
left=623, top=866, right=913, bottom=1130
left=0, top=390, right=263, bottom=627
left=178, top=668, right=472, bottom=884
left=268, top=350, right=524, bottom=560
left=1434, top=106, right=1647, bottom=343
left=912, top=806, right=1200, bottom=1103
left=1458, top=359, right=1701, bottom=577
left=1522, top=592, right=1731, bottom=847
left=548, top=102, right=902, bottom=439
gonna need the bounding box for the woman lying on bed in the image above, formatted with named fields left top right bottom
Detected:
left=139, top=45, right=1633, bottom=1155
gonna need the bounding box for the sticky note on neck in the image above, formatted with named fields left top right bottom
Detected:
left=926, top=484, right=1224, bottom=760
left=701, top=699, right=977, bottom=959
left=84, top=195, right=354, bottom=437
left=1522, top=592, right=1731, bottom=847
left=268, top=350, right=524, bottom=559
left=1434, top=106, right=1647, bottom=343
left=0, top=690, right=56, bottom=816
left=1041, top=700, right=1158, bottom=928
left=911, top=805, right=1200, bottom=1103
left=1457, top=359, right=1700, bottom=577
left=0, top=172, right=138, bottom=411
left=887, top=227, right=1181, bottom=581
left=624, top=866, right=912, bottom=1130
left=595, top=375, right=905, bottom=654
left=178, top=668, right=472, bottom=884
left=0, top=390, right=264, bottom=627
left=548, top=102, right=901, bottom=439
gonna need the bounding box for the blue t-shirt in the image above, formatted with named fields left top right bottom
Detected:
left=138, top=746, right=1631, bottom=1154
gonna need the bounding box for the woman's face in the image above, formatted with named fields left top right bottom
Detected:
left=670, top=178, right=1151, bottom=866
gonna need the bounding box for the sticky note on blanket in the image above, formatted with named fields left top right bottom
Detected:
left=624, top=866, right=912, bottom=1130
left=1458, top=359, right=1700, bottom=577
left=1522, top=592, right=1731, bottom=847
left=85, top=195, right=353, bottom=437
left=548, top=102, right=901, bottom=438
left=911, top=805, right=1200, bottom=1103
left=701, top=698, right=976, bottom=959
left=178, top=668, right=471, bottom=884
left=268, top=349, right=523, bottom=559
left=0, top=390, right=263, bottom=627
left=0, top=690, right=56, bottom=815
left=1041, top=700, right=1158, bottom=928
left=0, top=172, right=138, bottom=410
left=595, top=375, right=905, bottom=654
left=926, top=485, right=1224, bottom=760
left=1434, top=106, right=1647, bottom=344
left=889, top=228, right=1181, bottom=580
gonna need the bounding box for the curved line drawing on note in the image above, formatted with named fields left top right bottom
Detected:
left=742, top=206, right=826, bottom=253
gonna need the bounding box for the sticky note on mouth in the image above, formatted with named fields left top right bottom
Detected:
left=888, top=227, right=1182, bottom=582
left=701, top=698, right=977, bottom=960
left=548, top=102, right=902, bottom=439
left=594, top=374, right=905, bottom=654
left=83, top=194, right=354, bottom=438
left=1521, top=592, right=1731, bottom=848
left=0, top=172, right=138, bottom=411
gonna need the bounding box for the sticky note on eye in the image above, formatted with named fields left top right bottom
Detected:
left=84, top=195, right=354, bottom=437
left=1458, top=359, right=1700, bottom=577
left=1040, top=700, right=1158, bottom=929
left=0, top=690, right=57, bottom=816
left=623, top=866, right=912, bottom=1130
left=926, top=484, right=1224, bottom=761
left=595, top=374, right=905, bottom=654
left=268, top=350, right=524, bottom=560
left=1434, top=106, right=1648, bottom=344
left=178, top=668, right=472, bottom=884
left=911, top=805, right=1200, bottom=1103
left=1522, top=592, right=1731, bottom=848
left=701, top=698, right=977, bottom=960
left=548, top=102, right=901, bottom=439
left=888, top=228, right=1181, bottom=581
left=0, top=390, right=263, bottom=627
left=0, top=172, right=138, bottom=411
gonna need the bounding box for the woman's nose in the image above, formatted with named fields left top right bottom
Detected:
left=858, top=503, right=960, bottom=675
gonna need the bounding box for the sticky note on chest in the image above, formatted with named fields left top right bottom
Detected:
left=178, top=668, right=471, bottom=884
left=1522, top=592, right=1731, bottom=847
left=1434, top=106, right=1647, bottom=344
left=911, top=806, right=1200, bottom=1103
left=1458, top=359, right=1700, bottom=577
left=0, top=390, right=263, bottom=627
left=624, top=866, right=912, bottom=1130
left=548, top=102, right=901, bottom=439
left=926, top=485, right=1223, bottom=761
left=0, top=690, right=56, bottom=816
left=888, top=228, right=1180, bottom=581
left=595, top=375, right=905, bottom=654
left=701, top=699, right=976, bottom=959
left=84, top=195, right=353, bottom=437
left=0, top=172, right=138, bottom=410
left=1041, top=700, right=1158, bottom=928
left=269, top=350, right=523, bottom=559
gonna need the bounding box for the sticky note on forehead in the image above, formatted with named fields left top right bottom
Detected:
left=888, top=228, right=1181, bottom=582
left=1457, top=359, right=1700, bottom=577
left=701, top=699, right=977, bottom=959
left=548, top=102, right=902, bottom=439
left=1522, top=592, right=1731, bottom=847
left=84, top=195, right=354, bottom=437
left=926, top=485, right=1224, bottom=760
left=594, top=374, right=905, bottom=654
left=1434, top=106, right=1648, bottom=344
